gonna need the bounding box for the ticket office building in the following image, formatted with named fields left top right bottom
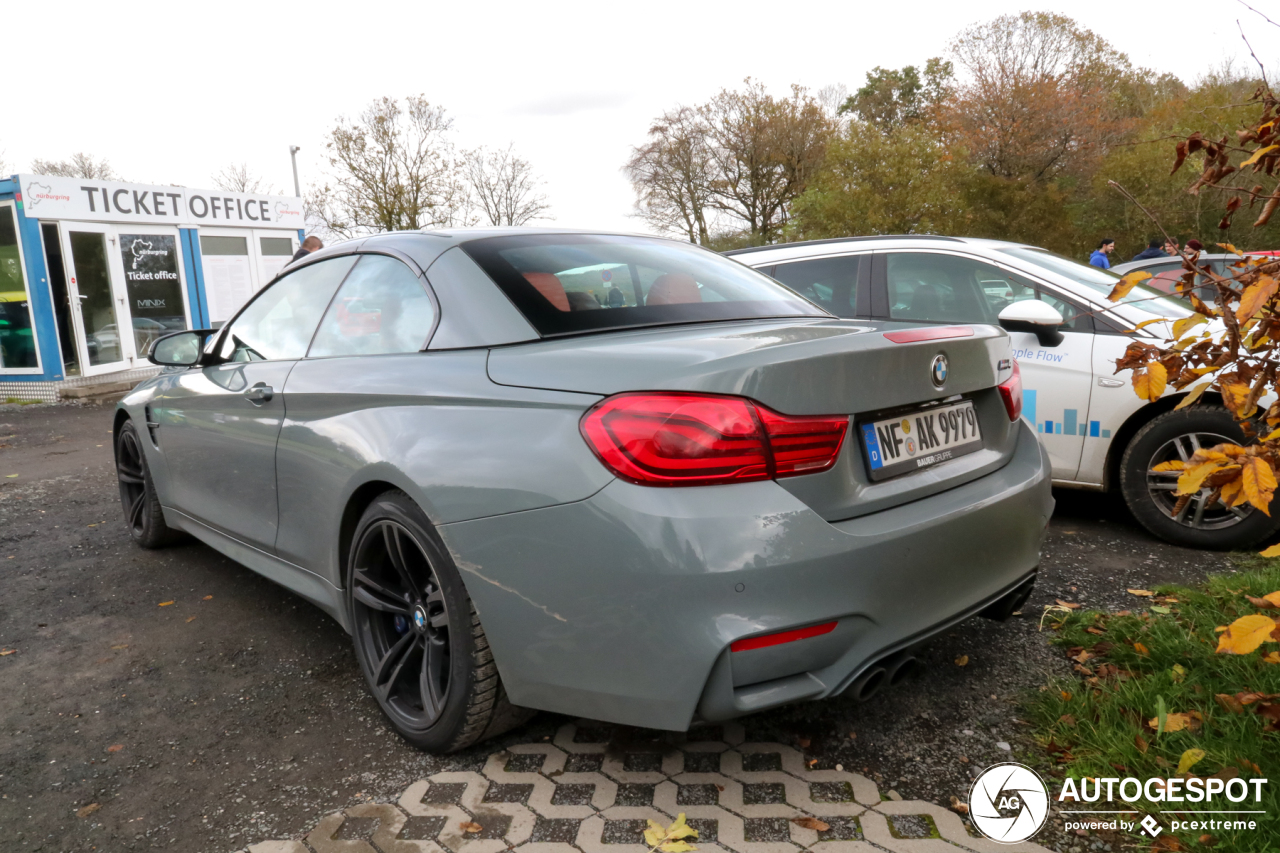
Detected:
left=0, top=175, right=306, bottom=398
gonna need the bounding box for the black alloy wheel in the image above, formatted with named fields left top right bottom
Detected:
left=351, top=518, right=453, bottom=729
left=115, top=420, right=178, bottom=548
left=347, top=491, right=531, bottom=752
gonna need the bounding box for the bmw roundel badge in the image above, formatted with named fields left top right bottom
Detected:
left=931, top=354, right=948, bottom=387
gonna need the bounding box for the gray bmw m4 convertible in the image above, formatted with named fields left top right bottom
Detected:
left=114, top=228, right=1052, bottom=752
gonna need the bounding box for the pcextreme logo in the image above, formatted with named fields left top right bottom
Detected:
left=969, top=763, right=1271, bottom=844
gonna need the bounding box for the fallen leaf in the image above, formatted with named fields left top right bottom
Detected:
left=1247, top=591, right=1280, bottom=610
left=1171, top=664, right=1186, bottom=683
left=1264, top=651, right=1280, bottom=664
left=949, top=795, right=969, bottom=814
left=1071, top=649, right=1093, bottom=663
left=796, top=737, right=810, bottom=749
left=186, top=616, right=196, bottom=623
left=202, top=595, right=212, bottom=600
left=645, top=814, right=698, bottom=852
left=1261, top=542, right=1280, bottom=558
left=158, top=601, right=174, bottom=607
left=459, top=821, right=483, bottom=834
left=1215, top=614, right=1277, bottom=654
left=5, top=474, right=17, bottom=479
left=110, top=644, right=128, bottom=650
left=1128, top=589, right=1155, bottom=597
left=1199, top=834, right=1218, bottom=847
left=791, top=817, right=830, bottom=832
left=107, top=744, right=123, bottom=753
left=954, top=655, right=969, bottom=666
left=1060, top=690, right=1073, bottom=701
left=1056, top=599, right=1081, bottom=609
left=0, top=649, right=15, bottom=656
left=1177, top=748, right=1207, bottom=775
left=1236, top=691, right=1280, bottom=705
left=76, top=803, right=100, bottom=818
left=1150, top=711, right=1202, bottom=733
left=1216, top=693, right=1246, bottom=714
left=1150, top=605, right=1171, bottom=614
left=1135, top=733, right=1149, bottom=754
left=1059, top=714, right=1077, bottom=727
left=1239, top=758, right=1263, bottom=774
left=1134, top=642, right=1150, bottom=656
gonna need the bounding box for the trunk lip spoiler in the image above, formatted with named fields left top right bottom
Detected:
left=882, top=325, right=975, bottom=344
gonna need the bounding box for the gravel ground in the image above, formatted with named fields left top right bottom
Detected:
left=0, top=401, right=1238, bottom=852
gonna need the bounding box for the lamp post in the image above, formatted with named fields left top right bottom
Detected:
left=289, top=145, right=301, bottom=198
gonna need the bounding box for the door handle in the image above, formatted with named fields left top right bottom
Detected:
left=245, top=384, right=274, bottom=404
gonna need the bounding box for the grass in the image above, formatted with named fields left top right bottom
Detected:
left=1022, top=557, right=1280, bottom=851
left=2, top=398, right=40, bottom=405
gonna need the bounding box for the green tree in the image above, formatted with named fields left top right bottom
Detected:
left=791, top=121, right=968, bottom=238
left=839, top=59, right=954, bottom=132
left=1078, top=63, right=1272, bottom=257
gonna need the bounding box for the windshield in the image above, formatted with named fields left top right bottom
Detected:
left=999, top=246, right=1190, bottom=317
left=462, top=234, right=828, bottom=336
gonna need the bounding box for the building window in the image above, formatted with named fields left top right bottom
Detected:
left=0, top=205, right=38, bottom=369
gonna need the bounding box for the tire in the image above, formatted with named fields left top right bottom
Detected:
left=1119, top=406, right=1280, bottom=550
left=115, top=420, right=181, bottom=549
left=346, top=491, right=533, bottom=752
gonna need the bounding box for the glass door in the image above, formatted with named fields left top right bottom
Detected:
left=117, top=229, right=191, bottom=356
left=61, top=223, right=132, bottom=375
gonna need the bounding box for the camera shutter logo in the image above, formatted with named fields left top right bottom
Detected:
left=969, top=763, right=1050, bottom=843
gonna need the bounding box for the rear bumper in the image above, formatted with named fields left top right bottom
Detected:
left=439, top=418, right=1053, bottom=730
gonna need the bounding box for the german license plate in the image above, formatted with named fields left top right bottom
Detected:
left=859, top=400, right=982, bottom=482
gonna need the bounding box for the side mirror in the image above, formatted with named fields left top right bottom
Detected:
left=998, top=300, right=1065, bottom=347
left=148, top=329, right=215, bottom=367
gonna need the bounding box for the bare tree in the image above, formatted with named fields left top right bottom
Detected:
left=624, top=107, right=715, bottom=244
left=943, top=12, right=1137, bottom=182
left=308, top=95, right=472, bottom=239
left=212, top=162, right=279, bottom=194
left=700, top=80, right=835, bottom=243
left=30, top=152, right=119, bottom=180
left=465, top=145, right=551, bottom=226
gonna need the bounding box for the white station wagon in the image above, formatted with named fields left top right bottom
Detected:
left=727, top=236, right=1269, bottom=550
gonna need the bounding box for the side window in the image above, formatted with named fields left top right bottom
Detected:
left=887, top=253, right=1029, bottom=324
left=771, top=255, right=861, bottom=317
left=217, top=256, right=357, bottom=362
left=309, top=255, right=436, bottom=357
left=1035, top=288, right=1089, bottom=332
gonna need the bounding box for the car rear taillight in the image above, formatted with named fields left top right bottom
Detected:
left=579, top=393, right=848, bottom=487
left=998, top=360, right=1023, bottom=422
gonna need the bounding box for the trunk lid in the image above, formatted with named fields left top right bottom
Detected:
left=487, top=318, right=1019, bottom=520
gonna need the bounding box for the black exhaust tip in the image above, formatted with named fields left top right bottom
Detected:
left=886, top=655, right=920, bottom=687
left=980, top=574, right=1037, bottom=622
left=847, top=666, right=887, bottom=702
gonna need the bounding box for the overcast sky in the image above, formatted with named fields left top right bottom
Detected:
left=6, top=0, right=1278, bottom=235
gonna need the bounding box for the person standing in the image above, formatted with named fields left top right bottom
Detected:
left=1089, top=238, right=1116, bottom=269
left=1131, top=239, right=1166, bottom=262
left=291, top=235, right=323, bottom=263
left=1163, top=238, right=1180, bottom=256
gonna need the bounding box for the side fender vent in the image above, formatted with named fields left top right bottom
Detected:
left=144, top=405, right=160, bottom=446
